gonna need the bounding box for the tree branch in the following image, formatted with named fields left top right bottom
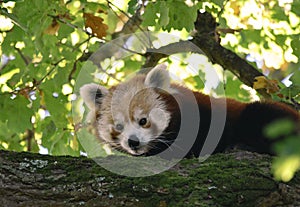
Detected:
left=1, top=150, right=299, bottom=206
left=140, top=40, right=205, bottom=73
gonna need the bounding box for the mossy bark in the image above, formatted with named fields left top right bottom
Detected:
left=0, top=150, right=299, bottom=207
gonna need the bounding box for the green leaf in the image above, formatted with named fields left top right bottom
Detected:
left=124, top=59, right=141, bottom=73
left=83, top=2, right=108, bottom=13
left=27, top=63, right=48, bottom=80
left=211, top=0, right=225, bottom=8
left=274, top=35, right=287, bottom=47
left=0, top=7, right=28, bottom=32
left=159, top=1, right=169, bottom=27
left=290, top=70, right=300, bottom=85
left=48, top=130, right=79, bottom=156
left=224, top=73, right=252, bottom=102
left=39, top=67, right=70, bottom=128
left=42, top=90, right=69, bottom=128
left=0, top=95, right=33, bottom=133
left=57, top=23, right=75, bottom=39
left=40, top=117, right=57, bottom=150
left=273, top=135, right=300, bottom=156
left=142, top=2, right=159, bottom=26
left=184, top=70, right=205, bottom=91
left=280, top=85, right=300, bottom=99
left=291, top=38, right=300, bottom=57
left=272, top=152, right=300, bottom=182
left=291, top=1, right=300, bottom=16
left=264, top=119, right=295, bottom=139
left=241, top=30, right=262, bottom=44
left=1, top=26, right=25, bottom=52
left=128, top=0, right=138, bottom=15
left=272, top=5, right=288, bottom=21
left=164, top=1, right=197, bottom=32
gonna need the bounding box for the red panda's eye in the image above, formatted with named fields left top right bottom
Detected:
left=139, top=118, right=147, bottom=126
left=115, top=124, right=124, bottom=131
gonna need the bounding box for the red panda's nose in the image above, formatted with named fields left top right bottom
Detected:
left=128, top=135, right=140, bottom=150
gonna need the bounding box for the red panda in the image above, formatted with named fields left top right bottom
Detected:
left=80, top=64, right=300, bottom=158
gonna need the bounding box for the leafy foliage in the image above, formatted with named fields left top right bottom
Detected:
left=142, top=0, right=198, bottom=32
left=0, top=0, right=299, bottom=181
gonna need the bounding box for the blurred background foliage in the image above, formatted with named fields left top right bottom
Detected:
left=0, top=0, right=299, bottom=181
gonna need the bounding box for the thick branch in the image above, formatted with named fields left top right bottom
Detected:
left=140, top=41, right=205, bottom=73
left=1, top=150, right=300, bottom=206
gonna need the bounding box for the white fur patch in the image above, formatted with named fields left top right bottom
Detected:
left=149, top=108, right=170, bottom=134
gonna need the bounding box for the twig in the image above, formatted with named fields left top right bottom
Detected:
left=217, top=0, right=230, bottom=17
left=26, top=129, right=34, bottom=152
left=14, top=46, right=31, bottom=66
left=98, top=67, right=121, bottom=82
left=0, top=8, right=28, bottom=33
left=68, top=60, right=78, bottom=82
left=72, top=37, right=91, bottom=52
left=35, top=58, right=65, bottom=87
left=111, top=40, right=144, bottom=56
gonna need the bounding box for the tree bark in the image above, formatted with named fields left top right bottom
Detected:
left=1, top=150, right=299, bottom=207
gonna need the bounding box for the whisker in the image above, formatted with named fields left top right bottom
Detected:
left=152, top=135, right=185, bottom=151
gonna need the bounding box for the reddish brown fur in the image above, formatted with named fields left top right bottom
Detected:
left=146, top=83, right=299, bottom=157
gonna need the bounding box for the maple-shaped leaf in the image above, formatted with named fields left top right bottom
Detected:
left=253, top=76, right=280, bottom=94
left=83, top=13, right=108, bottom=38
left=44, top=19, right=60, bottom=35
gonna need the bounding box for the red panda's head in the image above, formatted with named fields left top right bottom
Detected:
left=80, top=64, right=180, bottom=156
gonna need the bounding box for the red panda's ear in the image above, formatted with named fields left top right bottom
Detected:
left=80, top=83, right=108, bottom=110
left=144, top=64, right=171, bottom=91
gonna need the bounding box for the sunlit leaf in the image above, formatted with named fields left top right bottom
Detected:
left=253, top=76, right=279, bottom=94
left=273, top=155, right=300, bottom=182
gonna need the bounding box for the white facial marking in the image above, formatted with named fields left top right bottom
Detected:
left=149, top=108, right=170, bottom=134
left=133, top=108, right=144, bottom=122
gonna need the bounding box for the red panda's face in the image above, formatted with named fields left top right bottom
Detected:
left=98, top=87, right=171, bottom=156
left=80, top=64, right=176, bottom=156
